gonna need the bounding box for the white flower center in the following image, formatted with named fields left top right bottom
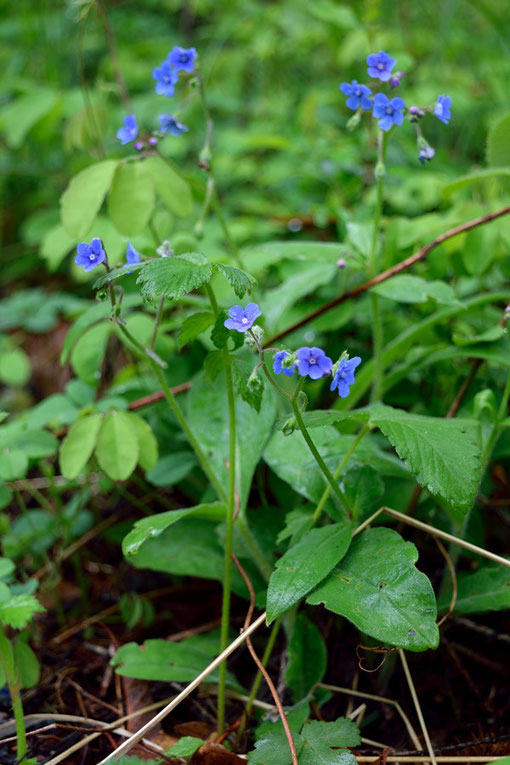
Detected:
left=309, top=358, right=316, bottom=364
left=241, top=317, right=248, bottom=324
left=355, top=89, right=361, bottom=96
left=377, top=62, right=384, bottom=70
left=386, top=107, right=393, bottom=114
left=89, top=254, right=96, bottom=261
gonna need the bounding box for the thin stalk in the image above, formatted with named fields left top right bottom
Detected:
left=0, top=626, right=27, bottom=763
left=311, top=423, right=371, bottom=526
left=149, top=296, right=165, bottom=350
left=369, top=129, right=386, bottom=403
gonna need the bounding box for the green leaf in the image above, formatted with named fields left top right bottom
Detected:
left=0, top=449, right=28, bottom=481
left=299, top=719, right=360, bottom=765
left=143, top=155, right=193, bottom=218
left=342, top=465, right=384, bottom=523
left=213, top=263, right=256, bottom=298
left=487, top=111, right=510, bottom=167
left=13, top=640, right=40, bottom=688
left=178, top=311, right=215, bottom=349
left=291, top=410, right=369, bottom=429
left=146, top=452, right=197, bottom=487
left=369, top=404, right=481, bottom=511
left=127, top=414, right=158, bottom=472
left=2, top=511, right=56, bottom=558
left=59, top=413, right=103, bottom=480
left=261, top=261, right=337, bottom=328
left=60, top=160, right=118, bottom=238
left=267, top=523, right=352, bottom=623
left=95, top=411, right=139, bottom=481
left=108, top=161, right=155, bottom=237
left=0, top=594, right=45, bottom=630
left=232, top=359, right=264, bottom=413
left=0, top=428, right=58, bottom=459
left=443, top=168, right=510, bottom=196
left=372, top=275, right=459, bottom=305
left=27, top=394, right=79, bottom=429
left=241, top=241, right=347, bottom=275
left=163, top=737, right=204, bottom=758
left=285, top=613, right=327, bottom=701
left=0, top=348, right=31, bottom=386
left=0, top=89, right=60, bottom=149
left=438, top=565, right=510, bottom=614
left=40, top=223, right=76, bottom=270
left=123, top=503, right=226, bottom=558
left=248, top=728, right=304, bottom=765
left=0, top=558, right=15, bottom=579
left=307, top=527, right=439, bottom=651
left=135, top=254, right=213, bottom=301
left=70, top=322, right=112, bottom=385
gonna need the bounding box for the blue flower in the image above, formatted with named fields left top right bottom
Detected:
left=330, top=356, right=362, bottom=398
left=418, top=145, right=435, bottom=165
left=126, top=242, right=141, bottom=265
left=372, top=93, right=405, bottom=131
left=224, top=303, right=262, bottom=332
left=116, top=114, right=138, bottom=145
left=434, top=94, right=451, bottom=125
left=273, top=351, right=295, bottom=377
left=158, top=114, right=189, bottom=136
left=295, top=347, right=332, bottom=380
left=75, top=238, right=106, bottom=273
left=168, top=46, right=197, bottom=73
left=366, top=51, right=396, bottom=82
left=152, top=61, right=179, bottom=97
left=339, top=80, right=372, bottom=111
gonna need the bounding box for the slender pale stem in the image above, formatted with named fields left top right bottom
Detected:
left=149, top=296, right=165, bottom=350
left=0, top=626, right=27, bottom=763
left=369, top=130, right=386, bottom=403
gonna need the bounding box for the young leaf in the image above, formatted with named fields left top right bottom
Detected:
left=60, top=159, right=118, bottom=238
left=232, top=359, right=263, bottom=413
left=307, top=527, right=439, bottom=652
left=163, top=737, right=204, bottom=758
left=267, top=523, right=352, bottom=623
left=438, top=565, right=510, bottom=614
left=95, top=411, right=139, bottom=481
left=0, top=449, right=28, bottom=481
left=127, top=413, right=158, bottom=472
left=213, top=262, right=256, bottom=298
left=0, top=594, right=45, bottom=630
left=135, top=254, right=212, bottom=301
left=369, top=404, right=481, bottom=511
left=285, top=613, right=327, bottom=701
left=143, top=155, right=193, bottom=218
left=178, top=311, right=215, bottom=349
left=70, top=322, right=112, bottom=386
left=248, top=728, right=304, bottom=765
left=108, top=161, right=155, bottom=237
left=299, top=719, right=360, bottom=765
left=59, top=413, right=103, bottom=480
left=13, top=640, right=40, bottom=688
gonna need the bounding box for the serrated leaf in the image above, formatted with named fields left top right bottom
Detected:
left=213, top=262, right=256, bottom=298
left=60, top=159, right=118, bottom=238
left=285, top=613, right=327, bottom=701
left=487, top=111, right=510, bottom=167
left=143, top=155, right=193, bottom=217
left=368, top=404, right=481, bottom=510
left=135, top=255, right=212, bottom=301
left=59, top=413, right=103, bottom=480
left=307, top=527, right=439, bottom=651
left=108, top=161, right=155, bottom=237
left=178, top=311, right=215, bottom=349
left=127, top=413, right=158, bottom=472
left=95, top=411, right=139, bottom=480
left=299, top=719, right=360, bottom=765
left=438, top=565, right=510, bottom=614
left=0, top=594, right=45, bottom=629
left=248, top=728, right=304, bottom=765
left=122, top=503, right=226, bottom=557
left=211, top=312, right=245, bottom=351
left=267, top=523, right=352, bottom=623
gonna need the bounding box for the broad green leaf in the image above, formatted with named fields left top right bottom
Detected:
left=0, top=583, right=10, bottom=603
left=112, top=636, right=242, bottom=689
left=0, top=428, right=59, bottom=459
left=0, top=558, right=15, bottom=579
left=95, top=411, right=139, bottom=481
left=277, top=508, right=313, bottom=546
left=108, top=161, right=155, bottom=237
left=307, top=527, right=439, bottom=651
left=0, top=348, right=31, bottom=386
left=135, top=254, right=213, bottom=301
left=261, top=261, right=337, bottom=328
left=143, top=155, right=193, bottom=217
left=289, top=410, right=369, bottom=429
left=13, top=640, right=40, bottom=688
left=2, top=510, right=56, bottom=558
left=0, top=449, right=28, bottom=481
left=438, top=565, right=510, bottom=614
left=213, top=263, right=256, bottom=298
left=178, top=311, right=215, bottom=349
left=164, top=737, right=204, bottom=758
left=187, top=372, right=276, bottom=508
left=369, top=404, right=481, bottom=511
left=40, top=223, right=76, bottom=271
left=146, top=452, right=197, bottom=487
left=372, top=275, right=459, bottom=305
left=443, top=168, right=510, bottom=196
left=487, top=111, right=510, bottom=167
left=60, top=159, right=118, bottom=238
left=342, top=465, right=384, bottom=523
left=249, top=728, right=304, bottom=765
left=123, top=502, right=226, bottom=557
left=0, top=594, right=45, bottom=630
left=241, top=241, right=344, bottom=275
left=70, top=322, right=112, bottom=385
left=285, top=613, right=327, bottom=701
left=59, top=413, right=103, bottom=479
left=267, top=523, right=352, bottom=623
left=299, top=719, right=360, bottom=765
left=128, top=414, right=158, bottom=472
left=27, top=394, right=79, bottom=429
left=0, top=89, right=60, bottom=148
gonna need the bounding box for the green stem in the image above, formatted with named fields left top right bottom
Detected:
left=149, top=296, right=165, bottom=350
left=480, top=367, right=510, bottom=470
left=369, top=130, right=386, bottom=403
left=0, top=626, right=27, bottom=763
left=310, top=424, right=371, bottom=526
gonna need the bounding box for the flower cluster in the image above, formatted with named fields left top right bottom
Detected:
left=115, top=45, right=195, bottom=150
left=74, top=239, right=143, bottom=273
left=339, top=50, right=452, bottom=162
left=222, top=303, right=361, bottom=400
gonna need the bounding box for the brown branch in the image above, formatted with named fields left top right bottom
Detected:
left=231, top=551, right=299, bottom=765
left=264, top=203, right=510, bottom=346
left=128, top=382, right=190, bottom=411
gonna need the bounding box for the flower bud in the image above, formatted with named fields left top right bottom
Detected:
left=375, top=161, right=386, bottom=180
left=148, top=136, right=158, bottom=147
left=346, top=112, right=362, bottom=131
left=134, top=141, right=144, bottom=151
left=337, top=258, right=347, bottom=269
